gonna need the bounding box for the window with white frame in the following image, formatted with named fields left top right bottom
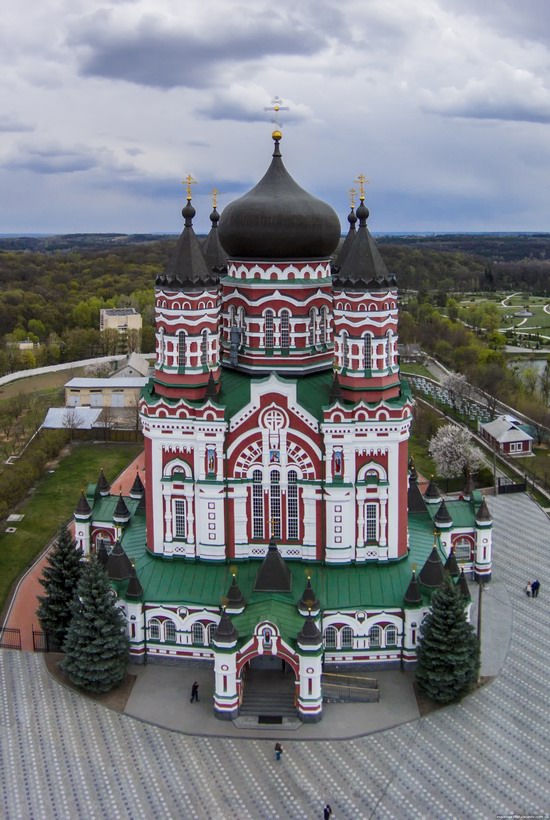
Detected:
left=252, top=470, right=264, bottom=539
left=453, top=537, right=472, bottom=561
left=319, top=307, right=327, bottom=345
left=365, top=503, right=378, bottom=542
left=364, top=334, right=372, bottom=369
left=201, top=330, right=208, bottom=366
left=174, top=499, right=186, bottom=540
left=192, top=622, right=205, bottom=645
left=324, top=626, right=337, bottom=648
left=287, top=470, right=298, bottom=539
left=386, top=330, right=392, bottom=369
left=308, top=308, right=316, bottom=346
left=369, top=625, right=382, bottom=647
left=207, top=623, right=217, bottom=645
left=509, top=442, right=523, bottom=453
left=165, top=620, right=177, bottom=643
left=149, top=618, right=161, bottom=641
left=341, top=626, right=354, bottom=649
left=342, top=332, right=349, bottom=369
left=178, top=332, right=186, bottom=368
left=280, top=310, right=290, bottom=348
left=238, top=308, right=246, bottom=346
left=270, top=470, right=281, bottom=538
left=385, top=625, right=398, bottom=646
left=265, top=310, right=274, bottom=348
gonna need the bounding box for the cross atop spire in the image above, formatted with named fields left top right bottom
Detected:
left=264, top=95, right=290, bottom=131
left=211, top=187, right=218, bottom=209
left=355, top=174, right=368, bottom=200
left=183, top=174, right=197, bottom=200
left=349, top=187, right=356, bottom=208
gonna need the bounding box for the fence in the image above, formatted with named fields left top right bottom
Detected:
left=322, top=672, right=380, bottom=703
left=498, top=476, right=527, bottom=495
left=32, top=628, right=62, bottom=653
left=0, top=627, right=22, bottom=650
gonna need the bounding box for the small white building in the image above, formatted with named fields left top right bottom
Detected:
left=100, top=308, right=142, bottom=334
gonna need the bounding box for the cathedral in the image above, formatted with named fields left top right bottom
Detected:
left=73, top=130, right=492, bottom=722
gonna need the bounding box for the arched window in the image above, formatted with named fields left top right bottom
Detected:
left=178, top=332, right=186, bottom=369
left=319, top=307, right=327, bottom=345
left=229, top=305, right=236, bottom=327
left=454, top=537, right=472, bottom=561
left=207, top=623, right=217, bottom=645
left=369, top=625, right=382, bottom=647
left=192, top=622, right=205, bottom=645
left=308, top=308, right=316, bottom=347
left=238, top=308, right=246, bottom=346
left=165, top=620, right=177, bottom=643
left=287, top=470, right=298, bottom=539
left=252, top=470, right=264, bottom=539
left=157, top=328, right=164, bottom=368
left=270, top=470, right=281, bottom=539
left=265, top=310, right=274, bottom=348
left=173, top=499, right=186, bottom=540
left=342, top=332, right=349, bottom=369
left=385, top=625, right=398, bottom=646
left=341, top=626, right=354, bottom=649
left=280, top=310, right=290, bottom=348
left=201, top=330, right=208, bottom=367
left=364, top=334, right=372, bottom=370
left=386, top=330, right=392, bottom=369
left=149, top=619, right=161, bottom=641
left=324, top=626, right=337, bottom=649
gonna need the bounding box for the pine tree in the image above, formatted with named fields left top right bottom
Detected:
left=62, top=556, right=129, bottom=693
left=415, top=573, right=480, bottom=704
left=37, top=523, right=83, bottom=648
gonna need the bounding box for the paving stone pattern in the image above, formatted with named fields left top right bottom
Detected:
left=1, top=493, right=550, bottom=819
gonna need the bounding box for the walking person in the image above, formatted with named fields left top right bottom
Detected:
left=323, top=804, right=332, bottom=820
left=274, top=742, right=283, bottom=761
left=190, top=681, right=199, bottom=702
left=526, top=581, right=532, bottom=597
left=532, top=579, right=540, bottom=598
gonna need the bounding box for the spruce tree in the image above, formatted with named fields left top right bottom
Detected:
left=37, top=523, right=83, bottom=648
left=62, top=556, right=129, bottom=693
left=415, top=573, right=480, bottom=704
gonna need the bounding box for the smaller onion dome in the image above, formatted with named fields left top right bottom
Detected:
left=424, top=477, right=441, bottom=504
left=202, top=203, right=227, bottom=273
left=75, top=490, right=92, bottom=519
left=213, top=610, right=238, bottom=645
left=97, top=468, right=111, bottom=497
left=457, top=568, right=471, bottom=599
left=126, top=567, right=143, bottom=600
left=445, top=548, right=460, bottom=578
left=298, top=578, right=320, bottom=616
left=418, top=546, right=445, bottom=589
left=113, top=492, right=131, bottom=524
left=129, top=470, right=144, bottom=500
left=404, top=570, right=423, bottom=607
left=297, top=613, right=322, bottom=647
left=105, top=540, right=133, bottom=581
left=434, top=500, right=453, bottom=528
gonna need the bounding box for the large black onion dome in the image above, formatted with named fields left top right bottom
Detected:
left=218, top=134, right=341, bottom=260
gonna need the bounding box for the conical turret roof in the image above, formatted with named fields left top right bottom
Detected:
left=75, top=490, right=92, bottom=518
left=297, top=613, right=322, bottom=646
left=218, top=133, right=340, bottom=260
left=333, top=206, right=357, bottom=268
left=113, top=492, right=130, bottom=523
left=424, top=477, right=441, bottom=503
left=434, top=499, right=453, bottom=527
left=298, top=578, right=320, bottom=614
left=97, top=468, right=110, bottom=497
left=476, top=497, right=492, bottom=523
left=213, top=610, right=238, bottom=644
left=158, top=198, right=218, bottom=289
left=129, top=470, right=144, bottom=499
left=333, top=199, right=391, bottom=289
left=205, top=370, right=219, bottom=399
left=126, top=567, right=143, bottom=600
left=445, top=548, right=460, bottom=578
left=408, top=477, right=427, bottom=514
left=225, top=575, right=245, bottom=610
left=329, top=371, right=343, bottom=402
left=202, top=205, right=227, bottom=273
left=105, top=539, right=133, bottom=581
left=253, top=536, right=292, bottom=592
left=404, top=570, right=423, bottom=606
left=97, top=541, right=109, bottom=567
left=418, top=546, right=445, bottom=589
left=457, top=568, right=471, bottom=599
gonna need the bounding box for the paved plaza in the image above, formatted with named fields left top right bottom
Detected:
left=2, top=493, right=550, bottom=818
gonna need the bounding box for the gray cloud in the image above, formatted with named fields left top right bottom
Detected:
left=69, top=10, right=328, bottom=89
left=439, top=0, right=550, bottom=46
left=1, top=143, right=138, bottom=175
left=0, top=115, right=34, bottom=133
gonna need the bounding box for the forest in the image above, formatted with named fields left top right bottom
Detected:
left=0, top=232, right=550, bottom=376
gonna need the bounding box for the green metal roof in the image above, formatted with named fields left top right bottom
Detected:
left=426, top=497, right=479, bottom=529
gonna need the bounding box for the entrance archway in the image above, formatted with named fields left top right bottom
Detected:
left=239, top=656, right=297, bottom=719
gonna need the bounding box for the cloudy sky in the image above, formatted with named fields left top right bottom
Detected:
left=1, top=0, right=550, bottom=234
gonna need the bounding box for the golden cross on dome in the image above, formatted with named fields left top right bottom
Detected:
left=183, top=174, right=197, bottom=200
left=355, top=174, right=369, bottom=200
left=264, top=95, right=290, bottom=130
left=212, top=187, right=218, bottom=209
left=349, top=187, right=356, bottom=209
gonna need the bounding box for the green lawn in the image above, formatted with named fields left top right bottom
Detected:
left=0, top=441, right=142, bottom=613
left=400, top=363, right=433, bottom=378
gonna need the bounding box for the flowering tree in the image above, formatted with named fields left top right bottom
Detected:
left=428, top=423, right=484, bottom=480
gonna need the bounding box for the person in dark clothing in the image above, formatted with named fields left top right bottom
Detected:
left=190, top=681, right=199, bottom=702
left=323, top=805, right=332, bottom=820
left=532, top=579, right=540, bottom=598
left=274, top=742, right=283, bottom=761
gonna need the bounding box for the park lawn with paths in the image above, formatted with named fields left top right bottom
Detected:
left=400, top=364, right=433, bottom=378
left=0, top=441, right=142, bottom=613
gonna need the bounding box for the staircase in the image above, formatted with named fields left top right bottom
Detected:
left=239, top=669, right=297, bottom=718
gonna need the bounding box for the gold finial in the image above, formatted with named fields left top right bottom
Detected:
left=355, top=174, right=368, bottom=200
left=212, top=188, right=218, bottom=209
left=229, top=565, right=236, bottom=577
left=270, top=516, right=277, bottom=536
left=264, top=95, right=289, bottom=133
left=412, top=563, right=417, bottom=572
left=221, top=595, right=228, bottom=609
left=349, top=187, right=356, bottom=209
left=183, top=174, right=197, bottom=200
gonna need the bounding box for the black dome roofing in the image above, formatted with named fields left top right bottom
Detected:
left=218, top=134, right=341, bottom=260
